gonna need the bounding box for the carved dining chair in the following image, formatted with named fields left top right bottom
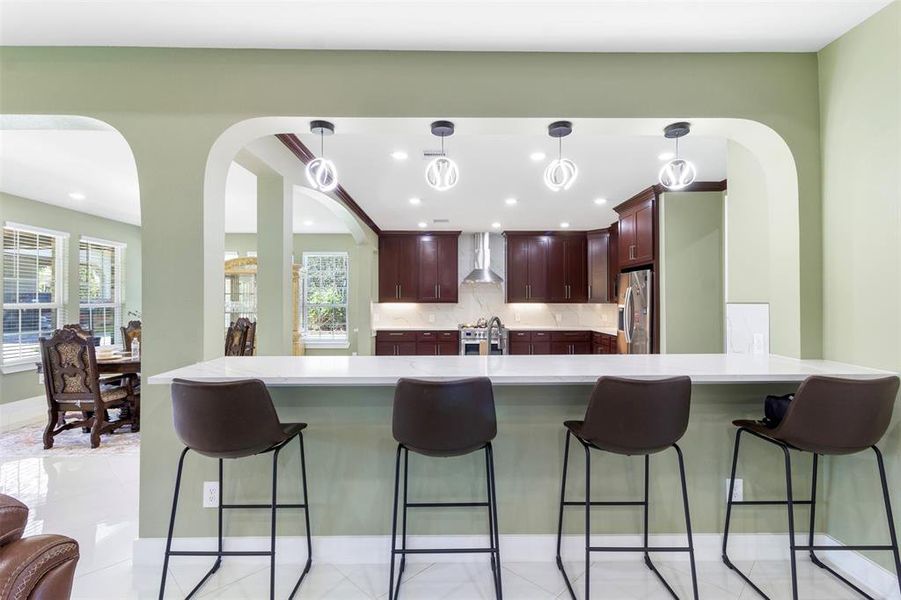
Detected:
left=40, top=328, right=139, bottom=449
left=121, top=320, right=142, bottom=353
left=225, top=318, right=256, bottom=356
left=61, top=323, right=94, bottom=341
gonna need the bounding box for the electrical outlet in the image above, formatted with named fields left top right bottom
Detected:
left=428, top=313, right=436, bottom=323
left=514, top=312, right=521, bottom=323
left=203, top=481, right=219, bottom=508
left=726, top=478, right=743, bottom=502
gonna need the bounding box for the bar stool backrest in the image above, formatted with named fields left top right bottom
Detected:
left=393, top=377, right=496, bottom=457
left=171, top=378, right=287, bottom=458
left=580, top=376, right=692, bottom=455
left=774, top=375, right=899, bottom=455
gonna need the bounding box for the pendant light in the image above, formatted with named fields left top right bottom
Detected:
left=544, top=121, right=578, bottom=192
left=425, top=120, right=459, bottom=191
left=305, top=120, right=339, bottom=193
left=658, top=122, right=697, bottom=191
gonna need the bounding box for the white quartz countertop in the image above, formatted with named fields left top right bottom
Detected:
left=148, top=354, right=894, bottom=387
left=371, top=325, right=619, bottom=335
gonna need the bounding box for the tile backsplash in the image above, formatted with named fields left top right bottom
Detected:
left=372, top=288, right=618, bottom=331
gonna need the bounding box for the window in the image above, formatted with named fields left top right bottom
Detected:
left=302, top=252, right=348, bottom=343
left=2, top=224, right=67, bottom=367
left=79, top=238, right=125, bottom=345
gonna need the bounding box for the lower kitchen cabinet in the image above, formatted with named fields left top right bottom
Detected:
left=509, top=330, right=591, bottom=355
left=591, top=331, right=619, bottom=354
left=376, top=330, right=459, bottom=356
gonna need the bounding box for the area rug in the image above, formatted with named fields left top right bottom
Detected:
left=0, top=419, right=140, bottom=457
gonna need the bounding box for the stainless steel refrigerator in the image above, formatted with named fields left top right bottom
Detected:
left=618, top=269, right=653, bottom=354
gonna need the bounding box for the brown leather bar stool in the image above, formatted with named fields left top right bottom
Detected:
left=556, top=376, right=699, bottom=600
left=723, top=375, right=901, bottom=600
left=158, top=379, right=312, bottom=600
left=389, top=377, right=502, bottom=600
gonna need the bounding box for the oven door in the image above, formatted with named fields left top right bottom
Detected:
left=461, top=340, right=502, bottom=355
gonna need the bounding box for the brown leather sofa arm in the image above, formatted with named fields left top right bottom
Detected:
left=0, top=496, right=27, bottom=547
left=0, top=535, right=79, bottom=600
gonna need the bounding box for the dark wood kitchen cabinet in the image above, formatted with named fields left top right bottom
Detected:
left=418, top=234, right=458, bottom=303
left=547, top=234, right=587, bottom=302
left=378, top=235, right=419, bottom=302
left=508, top=330, right=552, bottom=355
left=415, top=330, right=459, bottom=356
left=616, top=189, right=656, bottom=269
left=379, top=232, right=459, bottom=303
left=591, top=331, right=618, bottom=354
left=374, top=330, right=418, bottom=356
left=505, top=234, right=549, bottom=302
left=550, top=330, right=591, bottom=354
left=587, top=225, right=620, bottom=303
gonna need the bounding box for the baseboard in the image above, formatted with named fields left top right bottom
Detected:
left=132, top=531, right=894, bottom=593
left=0, top=395, right=44, bottom=432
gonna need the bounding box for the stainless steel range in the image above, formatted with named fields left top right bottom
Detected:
left=459, top=316, right=507, bottom=355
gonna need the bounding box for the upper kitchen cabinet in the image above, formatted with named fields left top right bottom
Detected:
left=505, top=233, right=549, bottom=302
left=547, top=234, right=587, bottom=302
left=378, top=232, right=459, bottom=303
left=615, top=187, right=657, bottom=268
left=418, top=233, right=459, bottom=303
left=587, top=228, right=613, bottom=303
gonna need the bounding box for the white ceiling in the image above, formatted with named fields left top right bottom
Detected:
left=0, top=1, right=890, bottom=52
left=293, top=118, right=727, bottom=231
left=0, top=127, right=141, bottom=225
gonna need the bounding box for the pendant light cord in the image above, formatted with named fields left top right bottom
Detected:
left=558, top=136, right=562, bottom=160
left=320, top=131, right=325, bottom=157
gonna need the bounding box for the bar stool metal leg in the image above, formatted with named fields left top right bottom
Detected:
left=388, top=444, right=402, bottom=600
left=555, top=431, right=576, bottom=598
left=874, top=446, right=901, bottom=597
left=159, top=447, right=189, bottom=600
left=486, top=442, right=503, bottom=599
left=290, top=432, right=313, bottom=598
left=674, top=444, right=700, bottom=600
left=270, top=446, right=281, bottom=600
left=584, top=441, right=591, bottom=600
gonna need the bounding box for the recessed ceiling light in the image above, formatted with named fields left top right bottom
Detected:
left=409, top=197, right=421, bottom=205
left=303, top=220, right=314, bottom=226
left=68, top=192, right=86, bottom=200
left=418, top=221, right=428, bottom=229
left=594, top=198, right=607, bottom=205
left=491, top=222, right=501, bottom=229
left=530, top=152, right=546, bottom=162
left=560, top=222, right=570, bottom=229
left=391, top=151, right=408, bottom=160
left=658, top=152, right=675, bottom=161
left=505, top=197, right=517, bottom=206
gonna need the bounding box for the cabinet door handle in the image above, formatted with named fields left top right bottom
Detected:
left=588, top=284, right=592, bottom=299
left=437, top=284, right=441, bottom=299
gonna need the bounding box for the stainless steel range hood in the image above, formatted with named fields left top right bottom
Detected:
left=462, top=232, right=503, bottom=284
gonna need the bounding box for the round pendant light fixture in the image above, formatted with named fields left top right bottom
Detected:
left=658, top=122, right=698, bottom=191
left=544, top=121, right=578, bottom=192
left=425, top=120, right=459, bottom=192
left=305, top=120, right=339, bottom=193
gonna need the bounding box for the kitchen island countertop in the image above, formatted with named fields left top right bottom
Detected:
left=149, top=353, right=893, bottom=387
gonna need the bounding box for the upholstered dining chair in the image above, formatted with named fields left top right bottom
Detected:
left=40, top=328, right=139, bottom=449
left=120, top=320, right=142, bottom=353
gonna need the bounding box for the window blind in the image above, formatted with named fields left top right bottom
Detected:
left=2, top=226, right=66, bottom=365
left=79, top=238, right=124, bottom=345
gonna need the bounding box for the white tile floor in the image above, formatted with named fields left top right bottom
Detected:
left=0, top=448, right=883, bottom=599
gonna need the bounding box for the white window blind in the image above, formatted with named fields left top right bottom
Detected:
left=2, top=225, right=67, bottom=366
left=302, top=252, right=348, bottom=342
left=79, top=238, right=125, bottom=345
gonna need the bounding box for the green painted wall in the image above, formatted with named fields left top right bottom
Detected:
left=725, top=141, right=770, bottom=304
left=0, top=47, right=825, bottom=537
left=225, top=232, right=376, bottom=356
left=0, top=192, right=142, bottom=404
left=818, top=2, right=901, bottom=569
left=660, top=191, right=725, bottom=353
